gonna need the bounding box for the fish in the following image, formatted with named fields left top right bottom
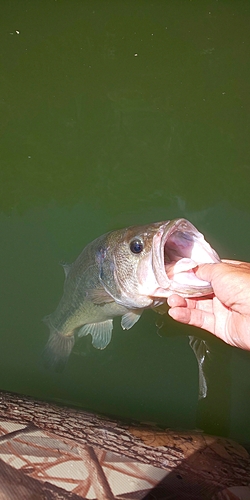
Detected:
left=43, top=218, right=220, bottom=371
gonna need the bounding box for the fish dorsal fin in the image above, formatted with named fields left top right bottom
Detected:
left=121, top=311, right=142, bottom=330
left=78, top=320, right=113, bottom=349
left=87, top=287, right=114, bottom=305
left=60, top=262, right=71, bottom=277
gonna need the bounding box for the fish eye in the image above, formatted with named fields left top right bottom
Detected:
left=130, top=239, right=144, bottom=254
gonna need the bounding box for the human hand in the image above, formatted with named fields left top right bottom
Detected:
left=167, top=261, right=250, bottom=350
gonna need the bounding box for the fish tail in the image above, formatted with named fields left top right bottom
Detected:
left=42, top=328, right=75, bottom=372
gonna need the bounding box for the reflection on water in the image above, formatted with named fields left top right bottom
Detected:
left=0, top=0, right=250, bottom=446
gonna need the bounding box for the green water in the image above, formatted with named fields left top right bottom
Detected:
left=1, top=0, right=250, bottom=445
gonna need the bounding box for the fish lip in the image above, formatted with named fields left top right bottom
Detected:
left=152, top=219, right=181, bottom=288
left=153, top=218, right=217, bottom=295
left=161, top=217, right=197, bottom=265
left=155, top=217, right=194, bottom=252
left=162, top=218, right=197, bottom=242
left=161, top=218, right=199, bottom=259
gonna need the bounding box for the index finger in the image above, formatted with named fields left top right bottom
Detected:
left=167, top=294, right=214, bottom=313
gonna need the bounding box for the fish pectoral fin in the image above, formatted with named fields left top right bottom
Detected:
left=121, top=311, right=142, bottom=330
left=78, top=320, right=113, bottom=349
left=87, top=287, right=115, bottom=305
left=152, top=303, right=169, bottom=315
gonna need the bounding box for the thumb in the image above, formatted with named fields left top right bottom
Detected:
left=195, top=263, right=218, bottom=283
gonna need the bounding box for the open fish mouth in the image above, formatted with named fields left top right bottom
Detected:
left=153, top=219, right=220, bottom=297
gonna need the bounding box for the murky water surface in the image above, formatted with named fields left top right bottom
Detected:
left=1, top=1, right=250, bottom=444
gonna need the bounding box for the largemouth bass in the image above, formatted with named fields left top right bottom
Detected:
left=43, top=218, right=220, bottom=370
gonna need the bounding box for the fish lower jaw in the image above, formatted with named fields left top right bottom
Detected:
left=150, top=280, right=213, bottom=299
left=169, top=284, right=213, bottom=298
left=150, top=286, right=172, bottom=299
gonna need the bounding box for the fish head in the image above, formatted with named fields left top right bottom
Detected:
left=95, top=219, right=220, bottom=309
